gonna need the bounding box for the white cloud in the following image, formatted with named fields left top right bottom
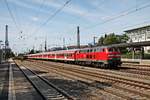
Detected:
left=31, top=16, right=39, bottom=21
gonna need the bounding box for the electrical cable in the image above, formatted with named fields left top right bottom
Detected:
left=83, top=2, right=150, bottom=30
left=32, top=0, right=72, bottom=35
left=4, top=0, right=21, bottom=31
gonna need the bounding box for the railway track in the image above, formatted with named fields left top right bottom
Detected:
left=117, top=68, right=150, bottom=76
left=16, top=60, right=150, bottom=99
left=15, top=60, right=74, bottom=100
left=16, top=60, right=124, bottom=100
left=28, top=59, right=150, bottom=76
left=122, top=63, right=150, bottom=70
left=119, top=63, right=150, bottom=76
left=33, top=60, right=150, bottom=82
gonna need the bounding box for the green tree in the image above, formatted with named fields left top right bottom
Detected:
left=98, top=36, right=104, bottom=46
left=29, top=49, right=35, bottom=54
left=98, top=33, right=129, bottom=45
left=103, top=33, right=120, bottom=45
left=119, top=34, right=129, bottom=43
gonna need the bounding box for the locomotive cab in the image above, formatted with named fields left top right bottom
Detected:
left=106, top=47, right=122, bottom=67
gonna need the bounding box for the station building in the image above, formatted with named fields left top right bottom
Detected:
left=124, top=25, right=150, bottom=53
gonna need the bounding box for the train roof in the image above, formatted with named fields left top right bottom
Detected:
left=27, top=49, right=79, bottom=56
left=50, top=49, right=78, bottom=54
left=77, top=46, right=111, bottom=50
left=27, top=45, right=120, bottom=56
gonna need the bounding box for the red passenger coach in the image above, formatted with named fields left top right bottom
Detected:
left=53, top=50, right=76, bottom=61
left=26, top=46, right=122, bottom=68
left=27, top=50, right=77, bottom=61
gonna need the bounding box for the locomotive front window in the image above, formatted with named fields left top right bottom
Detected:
left=108, top=48, right=119, bottom=52
left=108, top=48, right=113, bottom=52
left=114, top=48, right=117, bottom=52
left=113, top=48, right=120, bottom=52
left=102, top=48, right=105, bottom=52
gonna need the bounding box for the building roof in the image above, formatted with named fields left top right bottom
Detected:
left=108, top=41, right=150, bottom=48
left=124, top=25, right=150, bottom=32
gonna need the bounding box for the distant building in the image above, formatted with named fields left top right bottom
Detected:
left=124, top=25, right=150, bottom=53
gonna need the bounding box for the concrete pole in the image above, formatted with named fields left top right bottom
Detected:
left=140, top=47, right=144, bottom=59
left=63, top=37, right=65, bottom=49
left=44, top=39, right=47, bottom=52
left=5, top=25, right=9, bottom=48
left=132, top=47, right=135, bottom=59
left=93, top=36, right=97, bottom=46
left=77, top=26, right=80, bottom=48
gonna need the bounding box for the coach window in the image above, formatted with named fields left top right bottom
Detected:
left=102, top=48, right=105, bottom=52
left=90, top=49, right=92, bottom=52
left=96, top=48, right=100, bottom=52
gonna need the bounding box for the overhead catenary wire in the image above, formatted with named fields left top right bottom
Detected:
left=64, top=0, right=106, bottom=35
left=4, top=0, right=25, bottom=47
left=123, top=19, right=150, bottom=30
left=32, top=0, right=72, bottom=35
left=25, top=0, right=46, bottom=36
left=4, top=0, right=21, bottom=32
left=35, top=0, right=46, bottom=18
left=64, top=1, right=150, bottom=37
left=83, top=2, right=150, bottom=31
left=96, top=18, right=150, bottom=37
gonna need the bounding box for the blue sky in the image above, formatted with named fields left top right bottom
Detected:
left=0, top=0, right=150, bottom=53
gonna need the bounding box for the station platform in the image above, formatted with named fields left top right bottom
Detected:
left=0, top=60, right=43, bottom=100
left=122, top=58, right=150, bottom=65
left=0, top=62, right=9, bottom=100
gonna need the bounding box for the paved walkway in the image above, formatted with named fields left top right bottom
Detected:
left=0, top=62, right=9, bottom=100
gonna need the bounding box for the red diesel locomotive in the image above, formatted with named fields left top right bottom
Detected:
left=26, top=46, right=121, bottom=68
